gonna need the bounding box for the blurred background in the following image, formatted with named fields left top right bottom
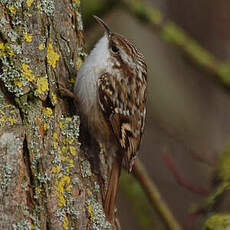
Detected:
left=81, top=0, right=230, bottom=229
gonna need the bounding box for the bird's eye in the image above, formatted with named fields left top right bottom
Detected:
left=111, top=45, right=119, bottom=53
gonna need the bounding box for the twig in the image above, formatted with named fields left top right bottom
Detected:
left=163, top=152, right=209, bottom=196
left=133, top=159, right=182, bottom=230
left=122, top=0, right=230, bottom=87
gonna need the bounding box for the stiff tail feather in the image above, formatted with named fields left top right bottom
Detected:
left=104, top=156, right=122, bottom=221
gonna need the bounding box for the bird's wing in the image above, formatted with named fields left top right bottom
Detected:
left=97, top=71, right=147, bottom=171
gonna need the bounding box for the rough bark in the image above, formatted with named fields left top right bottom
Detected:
left=0, top=0, right=114, bottom=229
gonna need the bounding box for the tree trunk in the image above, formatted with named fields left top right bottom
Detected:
left=0, top=1, right=115, bottom=229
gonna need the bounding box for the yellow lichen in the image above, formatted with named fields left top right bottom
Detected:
left=53, top=142, right=59, bottom=147
left=68, top=77, right=75, bottom=84
left=69, top=146, right=76, bottom=156
left=67, top=138, right=74, bottom=145
left=63, top=216, right=69, bottom=230
left=36, top=77, right=49, bottom=94
left=68, top=159, right=74, bottom=170
left=43, top=123, right=48, bottom=131
left=59, top=121, right=64, bottom=129
left=8, top=50, right=14, bottom=57
left=8, top=117, right=17, bottom=125
left=35, top=187, right=42, bottom=194
left=51, top=92, right=58, bottom=104
left=0, top=42, right=5, bottom=56
left=65, top=184, right=71, bottom=192
left=14, top=78, right=23, bottom=88
left=38, top=43, right=45, bottom=50
left=47, top=42, right=60, bottom=68
left=27, top=0, right=34, bottom=8
left=9, top=6, right=16, bottom=15
left=88, top=204, right=94, bottom=220
left=61, top=146, right=67, bottom=153
left=52, top=166, right=60, bottom=174
left=61, top=155, right=74, bottom=172
left=37, top=1, right=41, bottom=9
left=0, top=116, right=6, bottom=123
left=21, top=63, right=35, bottom=82
left=76, top=58, right=82, bottom=70
left=53, top=132, right=58, bottom=139
left=24, top=32, right=33, bottom=43
left=56, top=175, right=71, bottom=207
left=0, top=43, right=4, bottom=50
left=42, top=107, right=53, bottom=117
left=5, top=44, right=14, bottom=57
left=61, top=156, right=67, bottom=162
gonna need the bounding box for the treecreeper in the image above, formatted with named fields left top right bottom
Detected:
left=74, top=16, right=147, bottom=223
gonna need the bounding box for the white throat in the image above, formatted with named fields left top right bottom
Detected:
left=74, top=35, right=111, bottom=114
left=86, top=35, right=110, bottom=70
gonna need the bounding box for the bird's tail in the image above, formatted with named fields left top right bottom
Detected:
left=104, top=156, right=122, bottom=221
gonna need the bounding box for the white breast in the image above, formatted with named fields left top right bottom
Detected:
left=74, top=35, right=112, bottom=115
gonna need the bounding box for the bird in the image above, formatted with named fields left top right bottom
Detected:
left=74, top=16, right=147, bottom=222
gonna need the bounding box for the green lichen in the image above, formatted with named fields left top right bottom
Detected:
left=40, top=0, right=55, bottom=16
left=0, top=0, right=51, bottom=98
left=37, top=172, right=51, bottom=184
left=0, top=43, right=35, bottom=97
left=86, top=195, right=111, bottom=230
left=12, top=205, right=41, bottom=230
left=94, top=182, right=100, bottom=193
left=203, top=214, right=230, bottom=230
left=12, top=219, right=32, bottom=230
left=76, top=45, right=87, bottom=58
left=51, top=115, right=81, bottom=226
left=81, top=160, right=92, bottom=178
left=0, top=163, right=13, bottom=191
left=0, top=104, right=19, bottom=128
left=0, top=50, right=24, bottom=96
left=21, top=101, right=44, bottom=170
left=76, top=12, right=83, bottom=31
left=1, top=56, right=49, bottom=98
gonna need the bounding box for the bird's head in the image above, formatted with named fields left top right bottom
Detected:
left=93, top=15, right=146, bottom=74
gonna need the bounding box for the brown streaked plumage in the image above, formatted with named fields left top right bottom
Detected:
left=74, top=16, right=147, bottom=222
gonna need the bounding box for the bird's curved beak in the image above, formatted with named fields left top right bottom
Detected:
left=93, top=15, right=112, bottom=37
